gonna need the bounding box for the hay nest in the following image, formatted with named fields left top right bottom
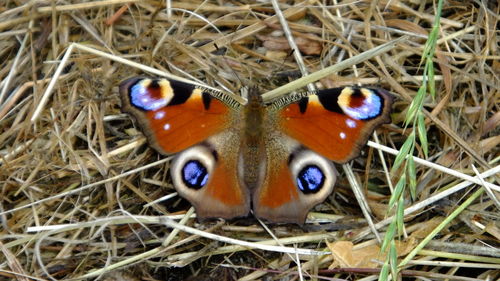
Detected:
left=0, top=0, right=498, bottom=280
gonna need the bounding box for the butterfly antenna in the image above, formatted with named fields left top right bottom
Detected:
left=215, top=39, right=253, bottom=96
left=214, top=42, right=245, bottom=86
left=265, top=49, right=297, bottom=83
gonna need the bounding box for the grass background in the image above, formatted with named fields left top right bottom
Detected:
left=0, top=0, right=499, bottom=280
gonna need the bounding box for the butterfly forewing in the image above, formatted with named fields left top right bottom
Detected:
left=119, top=77, right=233, bottom=155
left=276, top=87, right=393, bottom=163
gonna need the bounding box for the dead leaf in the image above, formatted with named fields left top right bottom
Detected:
left=258, top=34, right=290, bottom=51
left=483, top=111, right=500, bottom=136
left=478, top=135, right=500, bottom=153
left=265, top=50, right=288, bottom=60
left=367, top=201, right=390, bottom=220
left=410, top=217, right=444, bottom=239
left=295, top=36, right=322, bottom=55
left=327, top=241, right=355, bottom=268
left=257, top=34, right=322, bottom=55
left=437, top=151, right=459, bottom=167
left=327, top=241, right=382, bottom=268
left=326, top=219, right=445, bottom=270
left=395, top=239, right=417, bottom=256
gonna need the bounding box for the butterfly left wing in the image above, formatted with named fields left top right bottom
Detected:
left=119, top=77, right=233, bottom=155
left=119, top=77, right=250, bottom=219
left=169, top=130, right=251, bottom=220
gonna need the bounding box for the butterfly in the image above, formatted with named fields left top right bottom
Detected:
left=119, top=77, right=392, bottom=224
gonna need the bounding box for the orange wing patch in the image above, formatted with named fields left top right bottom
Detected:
left=277, top=88, right=392, bottom=163
left=145, top=95, right=230, bottom=153
left=205, top=158, right=246, bottom=206
left=279, top=102, right=364, bottom=162
left=257, top=162, right=298, bottom=208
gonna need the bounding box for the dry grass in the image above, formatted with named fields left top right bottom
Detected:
left=0, top=0, right=499, bottom=280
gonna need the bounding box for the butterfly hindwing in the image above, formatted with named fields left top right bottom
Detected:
left=253, top=132, right=337, bottom=224
left=170, top=130, right=250, bottom=219
left=119, top=77, right=233, bottom=155
left=276, top=87, right=393, bottom=163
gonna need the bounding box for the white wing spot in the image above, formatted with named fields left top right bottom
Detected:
left=346, top=119, right=357, bottom=128
left=201, top=124, right=206, bottom=128
left=340, top=132, right=346, bottom=139
left=154, top=111, right=166, bottom=120
left=163, top=123, right=171, bottom=130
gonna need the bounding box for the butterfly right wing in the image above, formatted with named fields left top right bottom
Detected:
left=252, top=132, right=337, bottom=224
left=253, top=86, right=392, bottom=224
left=275, top=87, right=393, bottom=163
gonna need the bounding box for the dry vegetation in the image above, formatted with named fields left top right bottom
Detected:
left=0, top=0, right=499, bottom=280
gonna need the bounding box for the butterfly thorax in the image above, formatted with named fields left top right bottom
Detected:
left=239, top=87, right=267, bottom=190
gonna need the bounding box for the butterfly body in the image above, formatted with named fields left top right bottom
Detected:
left=120, top=77, right=392, bottom=224
left=240, top=89, right=267, bottom=191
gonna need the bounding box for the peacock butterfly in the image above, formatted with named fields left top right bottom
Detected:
left=119, top=77, right=392, bottom=224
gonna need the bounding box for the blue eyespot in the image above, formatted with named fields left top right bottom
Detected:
left=297, top=165, right=325, bottom=194
left=182, top=160, right=209, bottom=189
left=343, top=91, right=382, bottom=120
left=130, top=83, right=167, bottom=111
